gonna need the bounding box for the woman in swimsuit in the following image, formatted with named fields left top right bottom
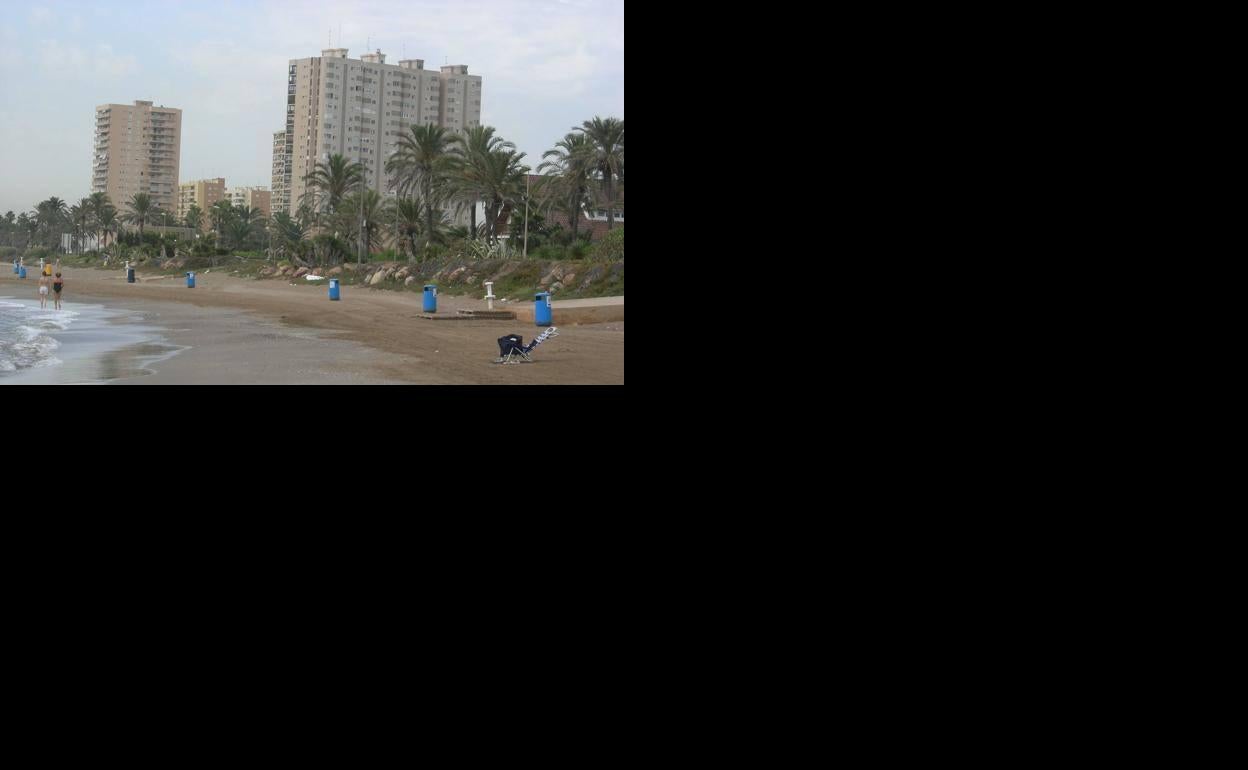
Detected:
left=37, top=274, right=49, bottom=309
left=53, top=272, right=64, bottom=311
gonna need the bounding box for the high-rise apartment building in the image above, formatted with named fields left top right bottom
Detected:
left=178, top=178, right=226, bottom=228
left=274, top=48, right=482, bottom=217
left=92, top=100, right=183, bottom=215
left=226, top=186, right=272, bottom=218
left=271, top=131, right=289, bottom=216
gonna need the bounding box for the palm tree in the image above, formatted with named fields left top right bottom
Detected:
left=453, top=126, right=514, bottom=240
left=124, top=193, right=157, bottom=238
left=304, top=153, right=365, bottom=215
left=209, top=200, right=234, bottom=242
left=391, top=197, right=424, bottom=261
left=537, top=132, right=595, bottom=243
left=88, top=192, right=111, bottom=251
left=15, top=213, right=34, bottom=250
left=391, top=196, right=451, bottom=261
left=226, top=215, right=255, bottom=251
left=270, top=211, right=308, bottom=260
left=464, top=148, right=528, bottom=244
left=335, top=189, right=387, bottom=256
left=184, top=204, right=203, bottom=233
left=573, top=117, right=624, bottom=230
left=98, top=207, right=118, bottom=257
left=386, top=125, right=462, bottom=240
left=68, top=200, right=92, bottom=253
left=34, top=197, right=68, bottom=248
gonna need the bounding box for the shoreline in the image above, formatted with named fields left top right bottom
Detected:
left=0, top=267, right=624, bottom=384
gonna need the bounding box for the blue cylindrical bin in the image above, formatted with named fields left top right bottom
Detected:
left=423, top=284, right=437, bottom=313
left=187, top=272, right=195, bottom=288
left=329, top=278, right=341, bottom=301
left=535, top=292, right=552, bottom=326
left=19, top=266, right=27, bottom=279
left=127, top=267, right=135, bottom=283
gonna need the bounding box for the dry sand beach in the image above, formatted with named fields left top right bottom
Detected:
left=0, top=267, right=624, bottom=384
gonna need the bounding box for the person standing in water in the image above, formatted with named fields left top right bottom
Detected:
left=37, top=273, right=50, bottom=309
left=53, top=272, right=65, bottom=310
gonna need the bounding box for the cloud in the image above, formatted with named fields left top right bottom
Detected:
left=0, top=0, right=622, bottom=213
left=35, top=40, right=138, bottom=80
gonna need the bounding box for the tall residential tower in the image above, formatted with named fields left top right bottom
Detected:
left=273, top=49, right=482, bottom=216
left=92, top=100, right=182, bottom=214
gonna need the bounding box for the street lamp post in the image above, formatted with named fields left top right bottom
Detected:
left=523, top=173, right=530, bottom=259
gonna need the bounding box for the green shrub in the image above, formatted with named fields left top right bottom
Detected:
left=590, top=228, right=623, bottom=261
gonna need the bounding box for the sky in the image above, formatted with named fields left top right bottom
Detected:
left=0, top=0, right=624, bottom=215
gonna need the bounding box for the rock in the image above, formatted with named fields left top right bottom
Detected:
left=405, top=276, right=416, bottom=286
left=395, top=268, right=409, bottom=281
left=563, top=272, right=577, bottom=285
left=311, top=267, right=323, bottom=276
left=328, top=267, right=343, bottom=276
left=580, top=265, right=607, bottom=289
left=369, top=270, right=387, bottom=286
left=551, top=282, right=564, bottom=292
left=294, top=268, right=310, bottom=278
left=259, top=267, right=274, bottom=277
left=491, top=262, right=521, bottom=282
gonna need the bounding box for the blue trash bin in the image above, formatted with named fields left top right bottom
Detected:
left=423, top=284, right=437, bottom=313
left=19, top=266, right=27, bottom=279
left=127, top=267, right=135, bottom=283
left=187, top=272, right=195, bottom=288
left=535, top=292, right=552, bottom=326
left=329, top=278, right=341, bottom=301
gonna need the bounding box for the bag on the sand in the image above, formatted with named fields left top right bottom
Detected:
left=497, top=334, right=523, bottom=358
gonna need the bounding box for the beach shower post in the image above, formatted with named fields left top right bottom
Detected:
left=484, top=281, right=495, bottom=311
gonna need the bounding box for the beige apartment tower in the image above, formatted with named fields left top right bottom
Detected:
left=275, top=48, right=482, bottom=217
left=178, top=178, right=226, bottom=229
left=92, top=100, right=182, bottom=215
left=271, top=131, right=289, bottom=216
left=226, top=187, right=272, bottom=218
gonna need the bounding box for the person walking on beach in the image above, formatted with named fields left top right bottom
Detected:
left=53, top=272, right=64, bottom=311
left=37, top=273, right=50, bottom=309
